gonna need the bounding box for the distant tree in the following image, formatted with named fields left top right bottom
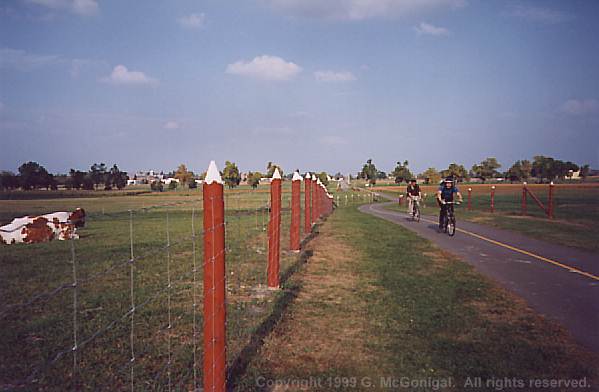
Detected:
left=580, top=164, right=590, bottom=180
left=419, top=168, right=441, bottom=185
left=318, top=172, right=329, bottom=186
left=188, top=178, right=198, bottom=189
left=376, top=170, right=387, bottom=179
left=247, top=171, right=262, bottom=189
left=391, top=160, right=413, bottom=183
left=18, top=161, right=52, bottom=190
left=471, top=157, right=501, bottom=183
left=0, top=171, right=19, bottom=190
left=82, top=175, right=95, bottom=190
left=531, top=156, right=578, bottom=182
left=150, top=180, right=163, bottom=192
left=507, top=160, right=532, bottom=182
left=174, top=164, right=193, bottom=186
left=440, top=163, right=468, bottom=182
left=106, top=164, right=128, bottom=190
left=266, top=162, right=283, bottom=178
left=168, top=181, right=178, bottom=190
left=89, top=163, right=107, bottom=189
left=67, top=169, right=87, bottom=190
left=360, top=159, right=378, bottom=185
left=222, top=161, right=241, bottom=188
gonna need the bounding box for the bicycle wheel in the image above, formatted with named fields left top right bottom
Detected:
left=447, top=216, right=456, bottom=236
left=415, top=206, right=420, bottom=222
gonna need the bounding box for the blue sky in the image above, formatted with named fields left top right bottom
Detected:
left=1, top=0, right=598, bottom=176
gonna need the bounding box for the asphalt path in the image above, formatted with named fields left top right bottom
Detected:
left=359, top=201, right=599, bottom=355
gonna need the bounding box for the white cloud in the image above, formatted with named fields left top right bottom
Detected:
left=101, top=65, right=158, bottom=86
left=560, top=99, right=599, bottom=116
left=508, top=5, right=571, bottom=24
left=414, top=22, right=450, bottom=36
left=226, top=55, right=302, bottom=81
left=164, top=121, right=180, bottom=130
left=177, top=13, right=206, bottom=29
left=0, top=47, right=62, bottom=70
left=314, top=70, right=356, bottom=82
left=262, top=0, right=466, bottom=21
left=25, top=0, right=98, bottom=16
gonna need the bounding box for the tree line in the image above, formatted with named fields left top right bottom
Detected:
left=0, top=161, right=128, bottom=191
left=357, top=156, right=591, bottom=185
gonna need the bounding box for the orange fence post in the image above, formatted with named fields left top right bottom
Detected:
left=267, top=168, right=282, bottom=288
left=467, top=187, right=472, bottom=211
left=290, top=171, right=302, bottom=251
left=311, top=174, right=318, bottom=224
left=202, top=161, right=226, bottom=392
left=548, top=182, right=554, bottom=219
left=304, top=173, right=311, bottom=234
left=521, top=182, right=527, bottom=215
left=490, top=186, right=495, bottom=213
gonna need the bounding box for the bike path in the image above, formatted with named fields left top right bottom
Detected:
left=359, top=202, right=599, bottom=355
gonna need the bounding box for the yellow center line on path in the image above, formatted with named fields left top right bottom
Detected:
left=367, top=203, right=599, bottom=282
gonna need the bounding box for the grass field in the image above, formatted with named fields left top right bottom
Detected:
left=374, top=183, right=599, bottom=252
left=0, top=184, right=367, bottom=390
left=240, top=206, right=598, bottom=390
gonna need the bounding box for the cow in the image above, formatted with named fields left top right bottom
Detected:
left=0, top=208, right=85, bottom=244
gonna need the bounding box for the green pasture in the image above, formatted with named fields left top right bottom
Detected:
left=0, top=184, right=367, bottom=390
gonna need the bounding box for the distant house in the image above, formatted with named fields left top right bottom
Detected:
left=163, top=178, right=180, bottom=185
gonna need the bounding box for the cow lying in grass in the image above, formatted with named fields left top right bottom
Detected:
left=0, top=208, right=86, bottom=244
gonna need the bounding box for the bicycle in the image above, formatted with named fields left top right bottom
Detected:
left=440, top=201, right=460, bottom=236
left=408, top=196, right=421, bottom=222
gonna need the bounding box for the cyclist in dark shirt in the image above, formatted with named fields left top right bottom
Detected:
left=436, top=177, right=463, bottom=229
left=406, top=179, right=421, bottom=214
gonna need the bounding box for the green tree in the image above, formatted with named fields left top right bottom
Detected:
left=440, top=163, right=468, bottom=181
left=580, top=164, right=590, bottom=180
left=168, top=180, right=178, bottom=190
left=391, top=160, right=413, bottom=183
left=89, top=163, right=107, bottom=189
left=222, top=161, right=241, bottom=188
left=471, top=157, right=501, bottom=183
left=0, top=171, right=19, bottom=190
left=150, top=180, right=163, bottom=192
left=318, top=172, right=329, bottom=186
left=174, top=164, right=193, bottom=186
left=360, top=159, right=378, bottom=185
left=247, top=171, right=262, bottom=189
left=266, top=162, right=283, bottom=178
left=419, top=168, right=441, bottom=185
left=18, top=161, right=52, bottom=190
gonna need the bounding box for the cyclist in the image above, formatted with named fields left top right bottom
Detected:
left=406, top=178, right=421, bottom=215
left=436, top=177, right=463, bottom=230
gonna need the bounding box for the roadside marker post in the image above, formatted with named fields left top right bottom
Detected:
left=548, top=182, right=555, bottom=219
left=202, top=161, right=226, bottom=392
left=467, top=188, right=472, bottom=211
left=267, top=168, right=282, bottom=288
left=304, top=173, right=312, bottom=234
left=521, top=182, right=527, bottom=216
left=290, top=171, right=302, bottom=251
left=491, top=186, right=496, bottom=213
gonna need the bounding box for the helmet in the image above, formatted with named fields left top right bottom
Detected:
left=444, top=177, right=453, bottom=184
left=409, top=178, right=417, bottom=183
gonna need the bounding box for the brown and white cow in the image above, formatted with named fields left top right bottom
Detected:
left=0, top=208, right=85, bottom=244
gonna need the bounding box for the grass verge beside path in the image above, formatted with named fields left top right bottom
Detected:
left=240, top=206, right=598, bottom=391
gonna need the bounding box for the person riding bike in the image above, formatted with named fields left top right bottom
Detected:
left=436, top=177, right=463, bottom=230
left=406, top=178, right=422, bottom=215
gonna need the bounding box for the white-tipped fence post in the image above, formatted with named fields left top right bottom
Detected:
left=290, top=171, right=302, bottom=251
left=304, top=173, right=312, bottom=234
left=311, top=174, right=318, bottom=224
left=267, top=168, right=282, bottom=288
left=202, top=161, right=226, bottom=392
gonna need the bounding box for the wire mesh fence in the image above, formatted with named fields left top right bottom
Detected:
left=0, top=171, right=371, bottom=391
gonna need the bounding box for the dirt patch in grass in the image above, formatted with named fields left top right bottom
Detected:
left=243, top=223, right=390, bottom=389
